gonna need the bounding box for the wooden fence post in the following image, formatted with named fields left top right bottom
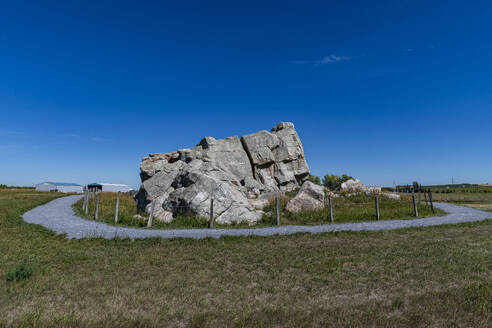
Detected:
left=82, top=191, right=86, bottom=212
left=147, top=200, right=155, bottom=228
left=85, top=192, right=89, bottom=215
left=114, top=198, right=119, bottom=223
left=375, top=196, right=380, bottom=220
left=94, top=197, right=99, bottom=219
left=428, top=191, right=434, bottom=213
left=209, top=198, right=214, bottom=228
left=412, top=193, right=418, bottom=217
left=275, top=195, right=280, bottom=226
left=82, top=190, right=87, bottom=212
left=329, top=197, right=333, bottom=223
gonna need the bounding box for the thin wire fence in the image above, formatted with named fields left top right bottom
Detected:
left=79, top=190, right=436, bottom=229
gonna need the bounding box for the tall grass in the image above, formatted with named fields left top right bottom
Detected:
left=1, top=190, right=491, bottom=327
left=74, top=192, right=444, bottom=229
left=262, top=193, right=442, bottom=225
left=73, top=192, right=210, bottom=229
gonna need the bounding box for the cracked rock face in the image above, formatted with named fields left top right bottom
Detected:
left=135, top=122, right=309, bottom=224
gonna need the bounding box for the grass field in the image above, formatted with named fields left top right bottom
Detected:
left=1, top=190, right=491, bottom=327
left=73, top=192, right=444, bottom=229
left=428, top=191, right=492, bottom=212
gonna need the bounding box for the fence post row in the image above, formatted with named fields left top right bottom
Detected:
left=375, top=196, right=380, bottom=220
left=209, top=198, right=214, bottom=228
left=114, top=198, right=119, bottom=223
left=329, top=197, right=333, bottom=223
left=412, top=192, right=418, bottom=217
left=428, top=191, right=434, bottom=213
left=94, top=197, right=99, bottom=219
left=275, top=195, right=280, bottom=226
left=147, top=200, right=155, bottom=228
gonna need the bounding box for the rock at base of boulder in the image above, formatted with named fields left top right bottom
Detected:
left=340, top=179, right=365, bottom=192
left=381, top=192, right=401, bottom=200
left=285, top=181, right=325, bottom=213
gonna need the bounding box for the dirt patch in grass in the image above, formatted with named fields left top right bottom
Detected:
left=0, top=190, right=490, bottom=327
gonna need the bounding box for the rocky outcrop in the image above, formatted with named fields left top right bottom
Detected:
left=285, top=181, right=325, bottom=213
left=135, top=122, right=309, bottom=225
left=340, top=179, right=366, bottom=192
left=382, top=192, right=401, bottom=200
left=341, top=179, right=382, bottom=194
left=241, top=122, right=309, bottom=192
left=340, top=179, right=400, bottom=200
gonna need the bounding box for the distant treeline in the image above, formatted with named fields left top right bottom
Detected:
left=0, top=184, right=35, bottom=189
left=396, top=182, right=492, bottom=194
left=307, top=173, right=354, bottom=190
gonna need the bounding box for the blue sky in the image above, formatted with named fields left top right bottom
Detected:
left=1, top=0, right=491, bottom=188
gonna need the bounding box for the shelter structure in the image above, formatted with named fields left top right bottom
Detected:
left=35, top=182, right=83, bottom=193
left=86, top=183, right=133, bottom=193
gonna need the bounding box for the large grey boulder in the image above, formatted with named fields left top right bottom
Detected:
left=136, top=122, right=310, bottom=225
left=241, top=122, right=309, bottom=192
left=285, top=181, right=325, bottom=213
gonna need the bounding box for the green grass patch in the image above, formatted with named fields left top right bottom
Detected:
left=0, top=190, right=490, bottom=327
left=6, top=260, right=34, bottom=281
left=263, top=193, right=444, bottom=225
left=74, top=192, right=445, bottom=230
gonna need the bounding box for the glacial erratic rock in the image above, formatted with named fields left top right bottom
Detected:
left=136, top=122, right=309, bottom=225
left=285, top=181, right=325, bottom=213
left=382, top=192, right=401, bottom=200
left=241, top=122, right=309, bottom=192
left=340, top=179, right=366, bottom=193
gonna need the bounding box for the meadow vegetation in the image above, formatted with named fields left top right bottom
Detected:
left=423, top=186, right=492, bottom=212
left=263, top=193, right=442, bottom=225
left=1, top=190, right=491, bottom=327
left=73, top=192, right=444, bottom=230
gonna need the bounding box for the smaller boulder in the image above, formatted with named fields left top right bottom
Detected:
left=286, top=181, right=325, bottom=213
left=381, top=192, right=401, bottom=200
left=364, top=186, right=382, bottom=194
left=340, top=179, right=365, bottom=192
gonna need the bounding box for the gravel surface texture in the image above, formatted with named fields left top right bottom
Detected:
left=22, top=195, right=492, bottom=240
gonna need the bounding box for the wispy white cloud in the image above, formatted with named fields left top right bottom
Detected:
left=289, top=60, right=311, bottom=65
left=59, top=134, right=106, bottom=142
left=89, top=137, right=106, bottom=142
left=0, top=144, right=16, bottom=150
left=317, top=55, right=351, bottom=64
left=290, top=54, right=352, bottom=66
left=60, top=133, right=82, bottom=139
left=0, top=129, right=25, bottom=137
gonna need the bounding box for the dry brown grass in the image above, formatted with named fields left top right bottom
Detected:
left=430, top=191, right=492, bottom=212
left=0, top=190, right=491, bottom=327
left=430, top=191, right=492, bottom=203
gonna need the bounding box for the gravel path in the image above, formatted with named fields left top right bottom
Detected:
left=22, top=195, right=492, bottom=240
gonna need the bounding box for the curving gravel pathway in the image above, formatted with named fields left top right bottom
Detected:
left=22, top=195, right=492, bottom=240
